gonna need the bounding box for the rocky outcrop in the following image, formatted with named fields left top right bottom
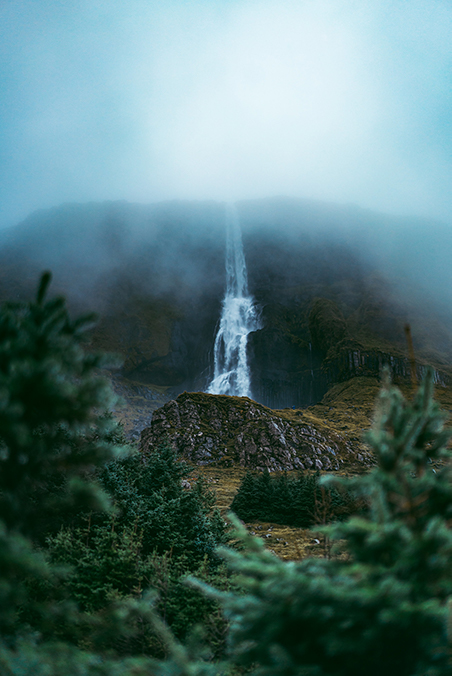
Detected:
left=140, top=391, right=373, bottom=471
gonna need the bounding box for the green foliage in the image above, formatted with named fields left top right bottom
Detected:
left=44, top=444, right=230, bottom=654
left=0, top=271, right=128, bottom=539
left=0, top=274, right=158, bottom=672
left=231, top=468, right=356, bottom=527
left=0, top=272, right=231, bottom=673
left=0, top=272, right=132, bottom=639
left=98, top=445, right=226, bottom=562
left=44, top=523, right=230, bottom=658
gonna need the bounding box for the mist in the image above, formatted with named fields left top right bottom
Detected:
left=1, top=0, right=452, bottom=229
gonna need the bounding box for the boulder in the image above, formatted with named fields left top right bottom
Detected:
left=140, top=391, right=373, bottom=471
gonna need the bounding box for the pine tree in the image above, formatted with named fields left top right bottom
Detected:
left=0, top=273, right=157, bottom=674
left=230, top=471, right=260, bottom=521
left=0, top=272, right=128, bottom=540
left=231, top=468, right=352, bottom=528
left=98, top=444, right=223, bottom=562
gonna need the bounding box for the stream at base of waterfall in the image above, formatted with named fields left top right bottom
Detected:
left=207, top=204, right=261, bottom=398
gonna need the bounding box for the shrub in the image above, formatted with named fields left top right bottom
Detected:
left=231, top=468, right=356, bottom=527
left=45, top=444, right=230, bottom=653
left=98, top=444, right=227, bottom=563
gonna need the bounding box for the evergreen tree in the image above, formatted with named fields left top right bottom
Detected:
left=0, top=272, right=128, bottom=540
left=44, top=444, right=229, bottom=654
left=256, top=469, right=274, bottom=517
left=272, top=473, right=293, bottom=523
left=98, top=445, right=226, bottom=562
left=231, top=467, right=353, bottom=527
left=230, top=471, right=261, bottom=521
left=0, top=274, right=157, bottom=674
left=292, top=471, right=321, bottom=526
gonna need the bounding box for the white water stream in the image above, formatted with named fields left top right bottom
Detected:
left=207, top=205, right=261, bottom=397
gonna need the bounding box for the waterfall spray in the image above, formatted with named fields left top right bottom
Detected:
left=207, top=204, right=261, bottom=397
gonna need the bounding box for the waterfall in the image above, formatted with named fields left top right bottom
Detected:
left=207, top=204, right=260, bottom=398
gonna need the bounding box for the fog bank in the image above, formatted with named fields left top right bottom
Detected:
left=1, top=1, right=452, bottom=228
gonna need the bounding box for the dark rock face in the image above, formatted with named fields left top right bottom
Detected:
left=140, top=391, right=373, bottom=471
left=309, top=299, right=347, bottom=354
left=325, top=348, right=449, bottom=387
left=248, top=328, right=329, bottom=409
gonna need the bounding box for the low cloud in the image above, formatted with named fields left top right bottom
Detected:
left=1, top=0, right=451, bottom=227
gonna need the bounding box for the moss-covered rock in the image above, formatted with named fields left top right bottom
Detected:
left=140, top=391, right=374, bottom=471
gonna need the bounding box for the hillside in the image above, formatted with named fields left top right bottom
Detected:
left=0, top=196, right=451, bottom=417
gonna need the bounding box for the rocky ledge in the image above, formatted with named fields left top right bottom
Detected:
left=140, top=391, right=373, bottom=471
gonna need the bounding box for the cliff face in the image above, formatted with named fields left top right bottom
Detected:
left=140, top=391, right=374, bottom=472
left=1, top=197, right=452, bottom=410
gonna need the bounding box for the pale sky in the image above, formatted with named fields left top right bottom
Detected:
left=1, top=0, right=452, bottom=228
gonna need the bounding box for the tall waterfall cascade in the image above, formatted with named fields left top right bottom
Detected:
left=207, top=205, right=261, bottom=397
